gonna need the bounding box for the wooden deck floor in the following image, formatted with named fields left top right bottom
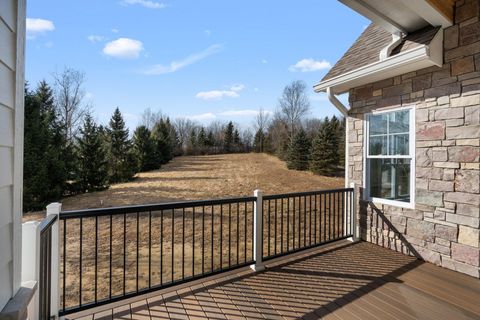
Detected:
left=68, top=241, right=480, bottom=320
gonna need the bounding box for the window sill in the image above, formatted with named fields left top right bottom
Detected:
left=367, top=197, right=415, bottom=209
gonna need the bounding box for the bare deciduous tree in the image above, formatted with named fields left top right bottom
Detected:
left=278, top=80, right=310, bottom=136
left=53, top=67, right=90, bottom=141
left=174, top=117, right=198, bottom=150
left=254, top=107, right=271, bottom=132
left=141, top=108, right=163, bottom=130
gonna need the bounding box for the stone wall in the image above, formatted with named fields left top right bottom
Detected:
left=347, top=0, right=480, bottom=277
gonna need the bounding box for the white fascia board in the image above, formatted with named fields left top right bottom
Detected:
left=314, top=28, right=443, bottom=94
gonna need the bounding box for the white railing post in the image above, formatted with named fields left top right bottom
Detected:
left=46, top=202, right=62, bottom=319
left=251, top=190, right=265, bottom=272
left=22, top=221, right=41, bottom=320
left=350, top=183, right=358, bottom=242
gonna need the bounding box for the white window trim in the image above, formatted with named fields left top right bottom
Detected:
left=363, top=106, right=416, bottom=209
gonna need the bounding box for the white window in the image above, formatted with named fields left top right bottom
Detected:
left=364, top=107, right=415, bottom=208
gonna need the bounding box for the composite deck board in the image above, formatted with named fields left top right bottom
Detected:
left=67, top=241, right=480, bottom=320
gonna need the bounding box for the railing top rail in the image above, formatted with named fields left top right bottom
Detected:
left=263, top=187, right=353, bottom=200
left=39, top=214, right=58, bottom=235
left=59, top=196, right=257, bottom=219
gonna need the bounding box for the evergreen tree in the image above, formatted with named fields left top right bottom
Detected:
left=309, top=119, right=339, bottom=176
left=36, top=80, right=67, bottom=200
left=23, top=85, right=50, bottom=210
left=187, top=129, right=197, bottom=154
left=133, top=125, right=158, bottom=171
left=224, top=121, right=234, bottom=153
left=77, top=114, right=109, bottom=191
left=253, top=129, right=265, bottom=153
left=233, top=129, right=241, bottom=151
left=108, top=107, right=136, bottom=182
left=207, top=130, right=215, bottom=153
left=152, top=118, right=174, bottom=164
left=286, top=129, right=311, bottom=171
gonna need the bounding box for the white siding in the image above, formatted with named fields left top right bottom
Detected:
left=0, top=0, right=25, bottom=311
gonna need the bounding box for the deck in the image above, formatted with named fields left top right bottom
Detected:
left=68, top=241, right=480, bottom=320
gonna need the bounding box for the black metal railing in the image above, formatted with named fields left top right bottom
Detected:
left=262, top=188, right=354, bottom=260
left=58, top=197, right=256, bottom=316
left=39, top=214, right=58, bottom=320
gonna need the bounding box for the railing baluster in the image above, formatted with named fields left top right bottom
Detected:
left=62, top=219, right=66, bottom=312
left=304, top=195, right=307, bottom=247
left=219, top=204, right=222, bottom=269
left=79, top=217, right=83, bottom=306
left=286, top=197, right=289, bottom=252
left=293, top=196, right=295, bottom=250
left=149, top=211, right=152, bottom=288
left=123, top=213, right=126, bottom=295
left=228, top=203, right=231, bottom=268
left=281, top=198, right=283, bottom=254
left=202, top=206, right=205, bottom=275
left=136, top=212, right=139, bottom=292
left=244, top=203, right=247, bottom=264
left=160, top=209, right=163, bottom=285
left=172, top=209, right=175, bottom=283
left=274, top=199, right=277, bottom=255
left=236, top=203, right=240, bottom=265
left=182, top=207, right=185, bottom=280
left=267, top=199, right=271, bottom=257
left=323, top=193, right=327, bottom=242
left=95, top=216, right=98, bottom=303
left=212, top=205, right=215, bottom=271
left=192, top=207, right=195, bottom=276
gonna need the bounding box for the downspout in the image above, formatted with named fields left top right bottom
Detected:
left=326, top=87, right=349, bottom=188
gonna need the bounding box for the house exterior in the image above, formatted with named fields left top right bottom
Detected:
left=315, top=0, right=480, bottom=278
left=0, top=0, right=27, bottom=315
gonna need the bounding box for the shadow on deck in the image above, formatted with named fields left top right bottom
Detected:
left=69, top=241, right=480, bottom=320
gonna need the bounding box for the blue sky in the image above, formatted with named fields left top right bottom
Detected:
left=26, top=0, right=369, bottom=131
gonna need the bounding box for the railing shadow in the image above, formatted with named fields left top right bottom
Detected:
left=134, top=241, right=424, bottom=320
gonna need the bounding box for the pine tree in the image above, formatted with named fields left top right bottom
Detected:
left=108, top=107, right=136, bottom=182
left=233, top=129, right=241, bottom=152
left=309, top=119, right=339, bottom=176
left=253, top=129, right=265, bottom=152
left=286, top=129, right=311, bottom=171
left=195, top=127, right=206, bottom=154
left=133, top=125, right=158, bottom=171
left=152, top=118, right=174, bottom=164
left=224, top=121, right=234, bottom=153
left=188, top=129, right=197, bottom=155
left=23, top=85, right=50, bottom=210
left=36, top=80, right=67, bottom=201
left=77, top=114, right=109, bottom=191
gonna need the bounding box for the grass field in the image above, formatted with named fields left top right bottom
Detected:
left=26, top=153, right=346, bottom=311
left=25, top=153, right=344, bottom=220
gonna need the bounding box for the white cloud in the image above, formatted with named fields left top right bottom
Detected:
left=288, top=58, right=331, bottom=72
left=254, top=88, right=259, bottom=92
left=261, top=59, right=268, bottom=64
left=144, top=44, right=222, bottom=75
left=121, top=0, right=166, bottom=9
left=26, top=18, right=55, bottom=39
left=195, top=84, right=245, bottom=101
left=111, top=28, right=120, bottom=33
left=87, top=35, right=105, bottom=43
left=186, top=112, right=217, bottom=121
left=103, top=38, right=144, bottom=59
left=205, top=30, right=212, bottom=36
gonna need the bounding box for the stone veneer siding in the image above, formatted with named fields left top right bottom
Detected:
left=347, top=0, right=480, bottom=278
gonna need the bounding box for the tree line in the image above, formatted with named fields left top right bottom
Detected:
left=24, top=69, right=344, bottom=211
left=24, top=69, right=251, bottom=211
left=252, top=80, right=345, bottom=177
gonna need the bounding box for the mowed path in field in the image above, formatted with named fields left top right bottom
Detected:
left=24, top=153, right=344, bottom=219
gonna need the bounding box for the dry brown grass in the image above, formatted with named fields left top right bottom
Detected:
left=24, top=153, right=344, bottom=220
left=25, top=153, right=346, bottom=311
